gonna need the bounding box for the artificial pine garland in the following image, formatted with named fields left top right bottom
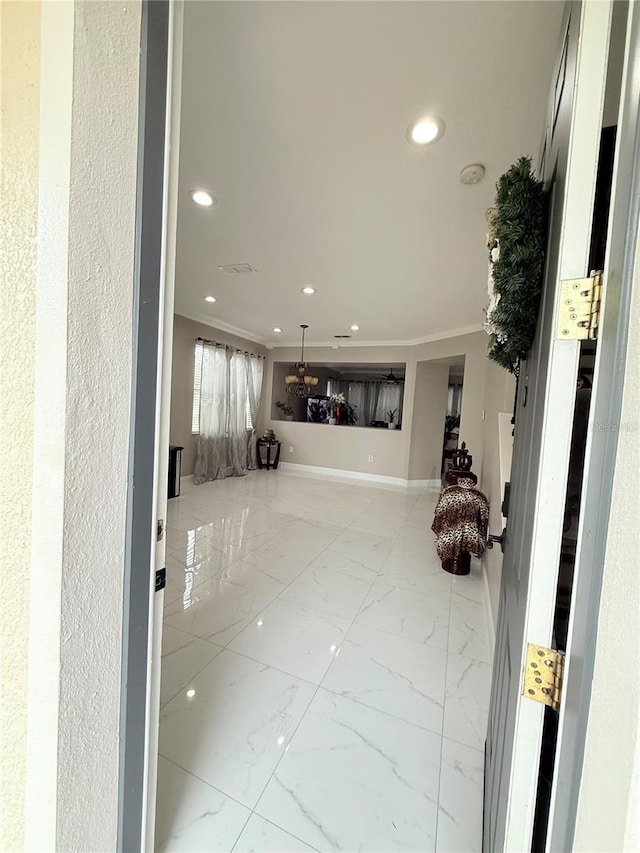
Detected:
left=485, top=157, right=547, bottom=372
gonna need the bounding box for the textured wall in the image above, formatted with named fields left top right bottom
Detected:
left=0, top=2, right=41, bottom=848
left=170, top=314, right=267, bottom=476
left=54, top=2, right=141, bottom=850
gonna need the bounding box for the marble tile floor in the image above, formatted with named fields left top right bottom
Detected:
left=156, top=470, right=493, bottom=853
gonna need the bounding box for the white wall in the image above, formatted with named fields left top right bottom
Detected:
left=264, top=331, right=489, bottom=482
left=412, top=331, right=489, bottom=471
left=408, top=361, right=449, bottom=481
left=0, top=2, right=40, bottom=847
left=270, top=420, right=410, bottom=480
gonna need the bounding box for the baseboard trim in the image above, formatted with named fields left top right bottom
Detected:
left=180, top=468, right=441, bottom=493
left=481, top=556, right=496, bottom=656
left=407, top=478, right=441, bottom=489
left=279, top=462, right=440, bottom=489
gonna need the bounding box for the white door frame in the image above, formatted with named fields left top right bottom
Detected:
left=548, top=3, right=640, bottom=848
left=484, top=3, right=614, bottom=848
left=117, top=1, right=640, bottom=850
left=117, top=1, right=178, bottom=850
left=144, top=0, right=184, bottom=847
left=506, top=3, right=613, bottom=845
left=485, top=2, right=640, bottom=849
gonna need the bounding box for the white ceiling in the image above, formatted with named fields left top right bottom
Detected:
left=175, top=1, right=564, bottom=346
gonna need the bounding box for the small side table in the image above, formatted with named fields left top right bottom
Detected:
left=256, top=438, right=281, bottom=470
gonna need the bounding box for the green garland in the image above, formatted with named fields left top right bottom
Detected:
left=486, top=157, right=547, bottom=373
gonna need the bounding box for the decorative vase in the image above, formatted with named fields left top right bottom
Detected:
left=335, top=405, right=341, bottom=424
left=328, top=417, right=337, bottom=425
left=285, top=415, right=294, bottom=421
left=442, top=552, right=471, bottom=576
left=388, top=423, right=396, bottom=430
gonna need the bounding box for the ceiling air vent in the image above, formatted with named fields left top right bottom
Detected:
left=334, top=335, right=351, bottom=339
left=217, top=264, right=257, bottom=275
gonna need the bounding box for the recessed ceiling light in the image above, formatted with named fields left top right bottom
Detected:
left=406, top=116, right=445, bottom=146
left=273, top=327, right=282, bottom=333
left=301, top=286, right=316, bottom=295
left=350, top=324, right=360, bottom=332
left=189, top=189, right=215, bottom=207
left=203, top=295, right=216, bottom=303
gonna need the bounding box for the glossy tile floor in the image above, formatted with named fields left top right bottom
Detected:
left=156, top=470, right=493, bottom=852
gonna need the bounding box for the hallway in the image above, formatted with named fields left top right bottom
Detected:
left=156, top=471, right=492, bottom=852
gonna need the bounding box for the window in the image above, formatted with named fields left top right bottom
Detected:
left=192, top=340, right=204, bottom=433
left=192, top=341, right=260, bottom=434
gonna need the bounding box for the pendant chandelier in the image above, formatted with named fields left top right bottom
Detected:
left=285, top=324, right=319, bottom=396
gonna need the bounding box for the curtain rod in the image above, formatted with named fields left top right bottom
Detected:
left=196, top=336, right=265, bottom=359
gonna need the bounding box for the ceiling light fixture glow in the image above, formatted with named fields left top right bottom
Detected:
left=350, top=324, right=360, bottom=332
left=189, top=189, right=215, bottom=207
left=406, top=116, right=445, bottom=146
left=301, top=286, right=316, bottom=295
left=203, top=295, right=216, bottom=303
left=273, top=327, right=283, bottom=333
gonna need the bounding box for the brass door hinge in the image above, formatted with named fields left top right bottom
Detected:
left=557, top=270, right=603, bottom=340
left=522, top=643, right=565, bottom=712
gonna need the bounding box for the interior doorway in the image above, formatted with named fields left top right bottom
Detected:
left=442, top=360, right=465, bottom=480
left=120, top=3, right=640, bottom=849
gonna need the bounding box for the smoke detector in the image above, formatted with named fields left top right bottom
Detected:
left=217, top=264, right=257, bottom=274
left=460, top=164, right=486, bottom=185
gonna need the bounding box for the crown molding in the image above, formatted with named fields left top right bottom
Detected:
left=174, top=315, right=484, bottom=350
left=175, top=311, right=269, bottom=346
left=269, top=323, right=485, bottom=350
left=397, top=322, right=485, bottom=346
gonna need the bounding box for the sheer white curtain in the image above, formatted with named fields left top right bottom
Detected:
left=194, top=345, right=229, bottom=483
left=227, top=351, right=249, bottom=476
left=194, top=345, right=264, bottom=484
left=334, top=379, right=403, bottom=425
left=347, top=382, right=364, bottom=423
left=246, top=355, right=264, bottom=470
left=375, top=384, right=403, bottom=422
left=363, top=382, right=381, bottom=425
left=447, top=382, right=463, bottom=416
